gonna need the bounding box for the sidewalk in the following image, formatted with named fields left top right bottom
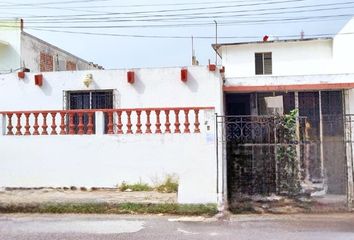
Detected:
left=0, top=188, right=177, bottom=204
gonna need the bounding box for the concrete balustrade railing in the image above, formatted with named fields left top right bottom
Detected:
left=0, top=107, right=214, bottom=136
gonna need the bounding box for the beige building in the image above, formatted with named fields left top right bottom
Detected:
left=0, top=19, right=103, bottom=74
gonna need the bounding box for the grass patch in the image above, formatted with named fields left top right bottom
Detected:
left=156, top=175, right=178, bottom=193
left=0, top=203, right=217, bottom=216
left=118, top=182, right=153, bottom=192
left=118, top=175, right=179, bottom=193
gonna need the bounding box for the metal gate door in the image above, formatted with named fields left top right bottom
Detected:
left=217, top=115, right=308, bottom=199
left=218, top=113, right=352, bottom=208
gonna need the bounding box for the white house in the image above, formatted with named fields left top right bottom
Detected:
left=0, top=19, right=102, bottom=74
left=0, top=17, right=354, bottom=208
left=214, top=17, right=354, bottom=207
left=0, top=66, right=224, bottom=204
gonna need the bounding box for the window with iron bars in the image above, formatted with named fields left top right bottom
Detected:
left=65, top=90, right=114, bottom=134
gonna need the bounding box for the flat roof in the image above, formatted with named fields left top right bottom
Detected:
left=212, top=37, right=333, bottom=58
left=212, top=37, right=333, bottom=50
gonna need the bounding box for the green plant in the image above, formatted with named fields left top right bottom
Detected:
left=156, top=175, right=179, bottom=193
left=277, top=109, right=301, bottom=196
left=118, top=181, right=153, bottom=192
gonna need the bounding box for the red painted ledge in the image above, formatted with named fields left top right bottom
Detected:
left=223, top=82, right=354, bottom=92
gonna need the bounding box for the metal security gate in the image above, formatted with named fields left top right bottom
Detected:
left=217, top=113, right=351, bottom=208
left=218, top=115, right=306, bottom=198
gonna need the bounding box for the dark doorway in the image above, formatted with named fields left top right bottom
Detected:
left=225, top=93, right=251, bottom=115
left=321, top=91, right=346, bottom=194
left=225, top=93, right=277, bottom=200
left=223, top=91, right=347, bottom=206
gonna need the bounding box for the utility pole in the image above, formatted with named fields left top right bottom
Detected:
left=214, top=20, right=218, bottom=66
left=192, top=36, right=194, bottom=65
left=192, top=36, right=194, bottom=58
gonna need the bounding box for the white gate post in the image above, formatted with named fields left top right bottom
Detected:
left=95, top=111, right=105, bottom=135
left=0, top=114, right=6, bottom=135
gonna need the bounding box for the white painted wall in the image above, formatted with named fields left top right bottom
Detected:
left=0, top=19, right=21, bottom=73
left=0, top=66, right=223, bottom=204
left=0, top=66, right=223, bottom=112
left=333, top=17, right=354, bottom=74
left=219, top=17, right=354, bottom=79
left=0, top=119, right=217, bottom=204
left=220, top=39, right=333, bottom=78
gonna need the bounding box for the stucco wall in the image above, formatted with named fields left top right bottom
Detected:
left=0, top=121, right=217, bottom=204
left=0, top=66, right=223, bottom=204
left=220, top=17, right=354, bottom=79
left=220, top=39, right=334, bottom=78
left=0, top=66, right=223, bottom=111
left=333, top=17, right=354, bottom=74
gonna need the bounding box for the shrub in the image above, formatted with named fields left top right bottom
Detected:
left=118, top=181, right=153, bottom=192
left=156, top=175, right=179, bottom=193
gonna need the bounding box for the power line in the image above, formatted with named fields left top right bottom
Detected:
left=16, top=14, right=353, bottom=29
left=0, top=0, right=263, bottom=8
left=28, top=26, right=354, bottom=39
left=20, top=3, right=354, bottom=24
left=1, top=2, right=354, bottom=25
left=0, top=0, right=113, bottom=14
left=0, top=0, right=112, bottom=7
left=6, top=0, right=353, bottom=26
left=0, top=0, right=115, bottom=14
left=0, top=0, right=312, bottom=19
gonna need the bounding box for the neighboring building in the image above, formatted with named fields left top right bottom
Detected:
left=0, top=18, right=354, bottom=208
left=213, top=17, right=354, bottom=207
left=0, top=19, right=103, bottom=74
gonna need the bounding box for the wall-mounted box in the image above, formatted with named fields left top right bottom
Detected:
left=127, top=71, right=135, bottom=84
left=181, top=68, right=188, bottom=82
left=18, top=71, right=25, bottom=79
left=34, top=74, right=43, bottom=86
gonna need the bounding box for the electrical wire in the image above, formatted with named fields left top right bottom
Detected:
left=29, top=27, right=354, bottom=39
left=0, top=0, right=112, bottom=7
left=12, top=14, right=352, bottom=29
left=20, top=3, right=354, bottom=24
left=0, top=0, right=313, bottom=19
left=0, top=0, right=262, bottom=8
left=0, top=0, right=351, bottom=41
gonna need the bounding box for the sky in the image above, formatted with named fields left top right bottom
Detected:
left=0, top=0, right=353, bottom=69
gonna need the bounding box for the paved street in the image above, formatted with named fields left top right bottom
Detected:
left=1, top=213, right=354, bottom=240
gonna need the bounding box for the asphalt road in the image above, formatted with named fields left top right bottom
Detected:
left=0, top=213, right=354, bottom=240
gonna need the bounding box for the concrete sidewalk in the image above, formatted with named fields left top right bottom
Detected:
left=0, top=188, right=177, bottom=204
